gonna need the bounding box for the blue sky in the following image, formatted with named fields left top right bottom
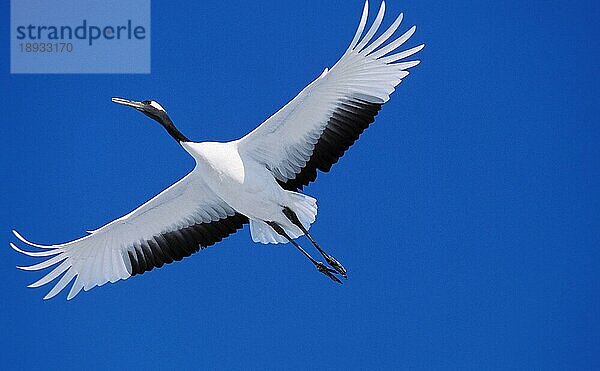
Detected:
left=1, top=0, right=599, bottom=369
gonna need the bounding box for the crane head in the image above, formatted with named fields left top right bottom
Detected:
left=111, top=97, right=189, bottom=143
left=111, top=97, right=169, bottom=124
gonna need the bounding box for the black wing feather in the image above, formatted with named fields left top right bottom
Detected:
left=128, top=213, right=248, bottom=276
left=279, top=98, right=382, bottom=191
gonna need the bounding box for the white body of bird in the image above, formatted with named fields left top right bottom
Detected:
left=183, top=141, right=317, bottom=243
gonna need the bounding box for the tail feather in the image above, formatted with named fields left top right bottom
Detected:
left=286, top=191, right=317, bottom=231
left=249, top=192, right=318, bottom=244
left=250, top=219, right=288, bottom=244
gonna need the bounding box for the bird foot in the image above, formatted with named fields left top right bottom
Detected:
left=316, top=262, right=343, bottom=284
left=323, top=253, right=348, bottom=279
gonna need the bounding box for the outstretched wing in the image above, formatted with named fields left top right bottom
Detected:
left=238, top=1, right=423, bottom=190
left=11, top=169, right=248, bottom=300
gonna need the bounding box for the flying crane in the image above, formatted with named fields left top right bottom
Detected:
left=11, top=1, right=423, bottom=299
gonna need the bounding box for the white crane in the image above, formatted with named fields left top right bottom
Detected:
left=11, top=1, right=423, bottom=299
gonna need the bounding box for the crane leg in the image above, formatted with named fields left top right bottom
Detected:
left=266, top=221, right=342, bottom=284
left=282, top=207, right=348, bottom=279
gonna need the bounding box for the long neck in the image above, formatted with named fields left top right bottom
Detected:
left=160, top=115, right=190, bottom=143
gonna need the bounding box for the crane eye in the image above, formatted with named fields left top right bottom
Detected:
left=142, top=100, right=151, bottom=105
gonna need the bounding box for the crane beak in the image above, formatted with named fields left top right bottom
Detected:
left=111, top=97, right=145, bottom=110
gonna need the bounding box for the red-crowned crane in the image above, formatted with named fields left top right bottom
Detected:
left=11, top=1, right=424, bottom=299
